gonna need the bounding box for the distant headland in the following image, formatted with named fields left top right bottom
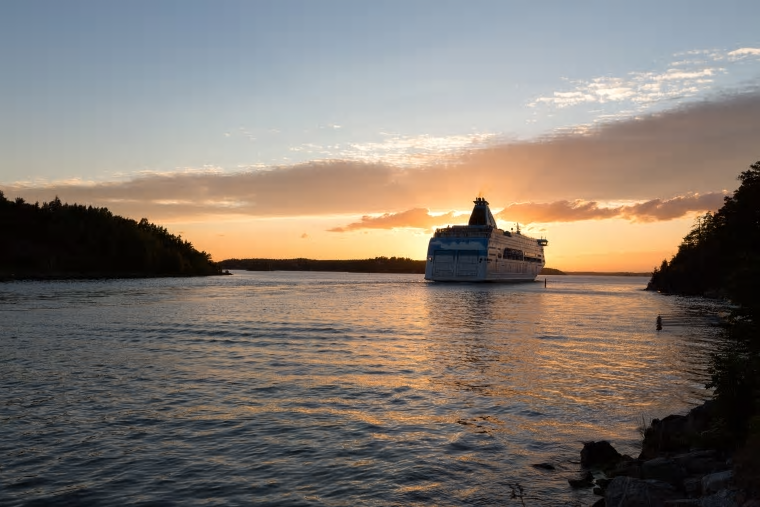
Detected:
left=0, top=193, right=223, bottom=281
left=219, top=257, right=426, bottom=274
left=217, top=260, right=650, bottom=277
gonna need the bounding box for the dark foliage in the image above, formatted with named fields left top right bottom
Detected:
left=647, top=160, right=760, bottom=314
left=647, top=160, right=760, bottom=448
left=706, top=319, right=760, bottom=440
left=0, top=193, right=222, bottom=279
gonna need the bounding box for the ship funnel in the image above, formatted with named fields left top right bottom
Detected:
left=468, top=197, right=498, bottom=227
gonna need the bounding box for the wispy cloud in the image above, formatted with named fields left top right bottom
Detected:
left=530, top=68, right=724, bottom=109
left=327, top=193, right=726, bottom=232
left=529, top=46, right=760, bottom=111
left=3, top=93, right=758, bottom=223
left=224, top=126, right=286, bottom=141
left=287, top=132, right=501, bottom=167
left=728, top=47, right=760, bottom=59
left=236, top=127, right=257, bottom=141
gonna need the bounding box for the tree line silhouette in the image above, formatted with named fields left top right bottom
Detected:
left=0, top=193, right=222, bottom=279
left=220, top=257, right=427, bottom=274
left=648, top=161, right=760, bottom=315
left=647, top=160, right=760, bottom=477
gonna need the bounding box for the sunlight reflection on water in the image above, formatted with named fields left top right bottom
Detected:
left=0, top=272, right=724, bottom=506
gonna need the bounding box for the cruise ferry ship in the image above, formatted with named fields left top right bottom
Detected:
left=424, top=197, right=548, bottom=282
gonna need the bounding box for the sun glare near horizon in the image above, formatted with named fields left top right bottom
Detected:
left=169, top=210, right=698, bottom=273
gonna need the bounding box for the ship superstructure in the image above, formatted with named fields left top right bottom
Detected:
left=424, top=197, right=548, bottom=282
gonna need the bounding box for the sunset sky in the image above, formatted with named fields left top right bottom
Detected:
left=2, top=1, right=760, bottom=271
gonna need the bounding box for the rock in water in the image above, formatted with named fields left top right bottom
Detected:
left=568, top=470, right=595, bottom=489
left=581, top=441, right=623, bottom=468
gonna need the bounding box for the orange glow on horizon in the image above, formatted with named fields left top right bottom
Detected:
left=169, top=214, right=693, bottom=273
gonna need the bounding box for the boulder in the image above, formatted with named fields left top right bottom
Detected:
left=701, top=470, right=733, bottom=495
left=685, top=400, right=716, bottom=434
left=673, top=450, right=726, bottom=476
left=641, top=415, right=691, bottom=458
left=640, top=401, right=718, bottom=459
left=605, top=477, right=682, bottom=506
left=581, top=441, right=623, bottom=468
left=608, top=459, right=643, bottom=479
left=673, top=449, right=716, bottom=461
left=698, top=488, right=738, bottom=507
left=642, top=457, right=686, bottom=488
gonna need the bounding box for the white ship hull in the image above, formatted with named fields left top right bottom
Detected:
left=424, top=198, right=548, bottom=283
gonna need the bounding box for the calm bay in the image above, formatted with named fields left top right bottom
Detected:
left=0, top=272, right=724, bottom=506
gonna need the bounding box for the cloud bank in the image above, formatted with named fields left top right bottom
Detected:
left=329, top=209, right=461, bottom=232
left=495, top=192, right=725, bottom=224
left=2, top=92, right=758, bottom=222
left=328, top=192, right=726, bottom=232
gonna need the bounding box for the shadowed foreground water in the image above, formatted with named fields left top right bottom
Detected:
left=0, top=273, right=724, bottom=506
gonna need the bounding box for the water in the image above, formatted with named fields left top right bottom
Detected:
left=0, top=272, right=725, bottom=506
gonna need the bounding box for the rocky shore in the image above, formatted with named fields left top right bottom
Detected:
left=569, top=401, right=757, bottom=507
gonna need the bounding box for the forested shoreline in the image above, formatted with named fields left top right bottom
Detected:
left=219, top=256, right=428, bottom=274
left=0, top=193, right=223, bottom=280
left=646, top=160, right=760, bottom=495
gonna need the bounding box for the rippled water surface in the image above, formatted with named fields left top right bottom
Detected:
left=1, top=272, right=725, bottom=506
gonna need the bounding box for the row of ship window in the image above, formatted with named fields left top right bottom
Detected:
left=433, top=250, right=543, bottom=263
left=495, top=248, right=542, bottom=262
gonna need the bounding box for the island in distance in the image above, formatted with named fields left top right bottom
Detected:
left=0, top=193, right=223, bottom=281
